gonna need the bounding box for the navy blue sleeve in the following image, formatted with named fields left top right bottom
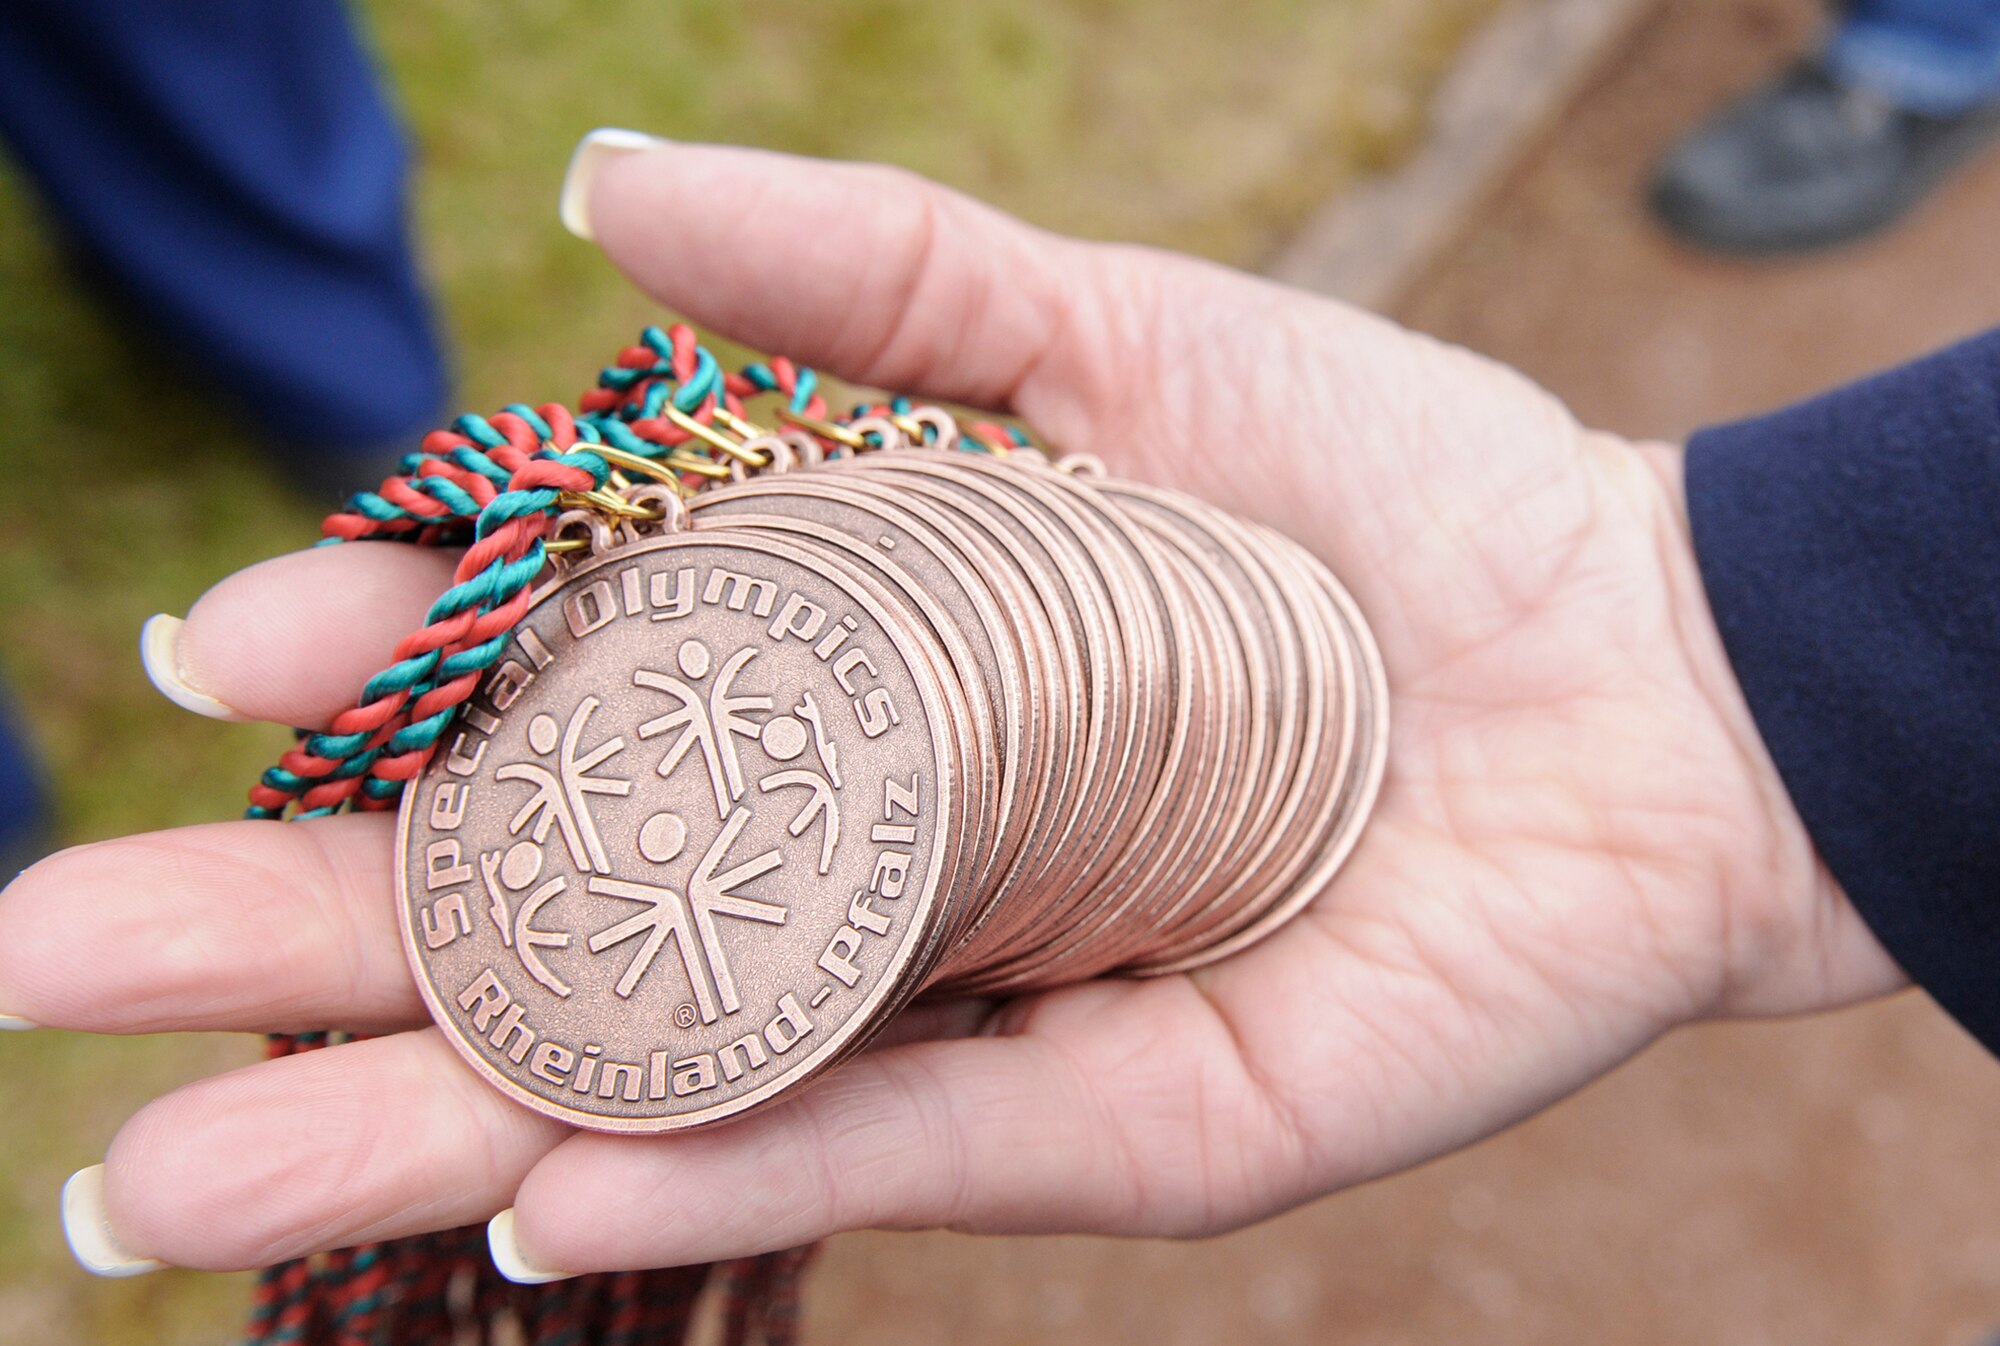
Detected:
left=1686, top=328, right=2000, bottom=1050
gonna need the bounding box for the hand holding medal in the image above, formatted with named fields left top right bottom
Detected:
left=0, top=142, right=1898, bottom=1325
left=389, top=382, right=1387, bottom=1133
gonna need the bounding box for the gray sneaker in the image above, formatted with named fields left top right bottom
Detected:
left=1650, top=61, right=2000, bottom=254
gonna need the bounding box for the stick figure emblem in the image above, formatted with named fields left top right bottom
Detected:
left=634, top=640, right=774, bottom=819
left=585, top=807, right=786, bottom=1023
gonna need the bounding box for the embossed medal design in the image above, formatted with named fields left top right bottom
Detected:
left=400, top=531, right=963, bottom=1131
left=399, top=434, right=1388, bottom=1133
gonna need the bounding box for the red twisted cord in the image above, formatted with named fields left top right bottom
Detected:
left=250, top=406, right=594, bottom=815
left=261, top=337, right=966, bottom=822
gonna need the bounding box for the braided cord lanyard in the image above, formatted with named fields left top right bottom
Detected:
left=241, top=325, right=1029, bottom=1346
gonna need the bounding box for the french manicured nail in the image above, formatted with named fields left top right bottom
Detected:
left=0, top=1013, right=35, bottom=1031
left=140, top=614, right=250, bottom=722
left=63, top=1166, right=166, bottom=1278
left=560, top=128, right=667, bottom=242
left=488, top=1208, right=576, bottom=1285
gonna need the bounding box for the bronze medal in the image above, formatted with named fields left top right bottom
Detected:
left=1159, top=523, right=1387, bottom=971
left=400, top=529, right=968, bottom=1131
left=687, top=475, right=1045, bottom=935
left=397, top=419, right=1390, bottom=1128
left=829, top=455, right=1125, bottom=968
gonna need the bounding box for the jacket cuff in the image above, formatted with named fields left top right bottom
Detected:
left=1686, top=329, right=2000, bottom=1049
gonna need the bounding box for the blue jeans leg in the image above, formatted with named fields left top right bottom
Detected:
left=1826, top=0, right=2000, bottom=113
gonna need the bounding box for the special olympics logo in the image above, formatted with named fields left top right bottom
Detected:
left=476, top=637, right=846, bottom=1026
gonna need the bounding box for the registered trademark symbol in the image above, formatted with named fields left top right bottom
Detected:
left=674, top=1002, right=698, bottom=1030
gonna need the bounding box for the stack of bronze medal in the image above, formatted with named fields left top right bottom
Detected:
left=399, top=425, right=1387, bottom=1133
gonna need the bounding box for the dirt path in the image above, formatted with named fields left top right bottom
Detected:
left=1402, top=0, right=2000, bottom=438
left=803, top=2, right=2000, bottom=1341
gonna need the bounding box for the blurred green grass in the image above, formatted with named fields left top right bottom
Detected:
left=0, top=0, right=1497, bottom=1340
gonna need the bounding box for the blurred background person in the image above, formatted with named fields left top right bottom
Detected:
left=0, top=0, right=445, bottom=494
left=1651, top=0, right=2000, bottom=251
left=0, top=0, right=445, bottom=867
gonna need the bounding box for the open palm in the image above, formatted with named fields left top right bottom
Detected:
left=0, top=144, right=1902, bottom=1277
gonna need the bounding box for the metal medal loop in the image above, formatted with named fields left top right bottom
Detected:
left=543, top=404, right=969, bottom=566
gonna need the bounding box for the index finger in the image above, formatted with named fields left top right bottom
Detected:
left=580, top=141, right=1119, bottom=438
left=151, top=542, right=461, bottom=729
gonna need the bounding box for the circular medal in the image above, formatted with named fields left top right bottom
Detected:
left=398, top=529, right=967, bottom=1132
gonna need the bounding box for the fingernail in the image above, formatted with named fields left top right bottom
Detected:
left=140, top=614, right=250, bottom=723
left=488, top=1208, right=576, bottom=1285
left=560, top=128, right=667, bottom=242
left=0, top=1013, right=36, bottom=1031
left=62, top=1166, right=166, bottom=1279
